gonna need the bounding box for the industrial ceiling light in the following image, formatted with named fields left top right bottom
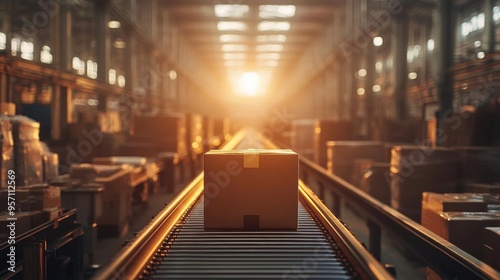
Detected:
left=373, top=36, right=383, bottom=47
left=239, top=72, right=260, bottom=96
left=217, top=21, right=246, bottom=31
left=219, top=34, right=246, bottom=42
left=222, top=44, right=247, bottom=52
left=427, top=39, right=435, bottom=51
left=259, top=5, right=296, bottom=18
left=256, top=44, right=283, bottom=52
left=258, top=21, right=290, bottom=31
left=257, top=35, right=286, bottom=43
left=214, top=5, right=249, bottom=18
left=108, top=21, right=121, bottom=28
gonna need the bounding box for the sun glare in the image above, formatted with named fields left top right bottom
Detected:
left=238, top=72, right=260, bottom=96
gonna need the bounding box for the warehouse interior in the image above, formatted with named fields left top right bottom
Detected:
left=1, top=0, right=500, bottom=279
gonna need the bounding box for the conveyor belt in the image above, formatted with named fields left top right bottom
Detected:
left=93, top=129, right=393, bottom=280
left=143, top=198, right=354, bottom=279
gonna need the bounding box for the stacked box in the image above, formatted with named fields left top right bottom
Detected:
left=291, top=119, right=316, bottom=161
left=359, top=163, right=391, bottom=204
left=0, top=116, right=14, bottom=188
left=352, top=158, right=374, bottom=187
left=483, top=227, right=500, bottom=272
left=455, top=147, right=500, bottom=189
left=429, top=212, right=500, bottom=259
left=326, top=141, right=385, bottom=183
left=421, top=192, right=494, bottom=230
left=313, top=120, right=352, bottom=168
left=11, top=116, right=43, bottom=186
left=0, top=184, right=61, bottom=212
left=131, top=114, right=187, bottom=158
left=390, top=146, right=459, bottom=222
left=204, top=149, right=298, bottom=230
left=41, top=142, right=59, bottom=182
left=94, top=166, right=132, bottom=237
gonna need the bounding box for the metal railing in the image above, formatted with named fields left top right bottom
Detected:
left=298, top=156, right=500, bottom=279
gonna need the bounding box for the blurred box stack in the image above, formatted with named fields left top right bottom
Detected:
left=0, top=184, right=62, bottom=227
left=326, top=141, right=385, bottom=184
left=359, top=162, right=391, bottom=205
left=428, top=212, right=500, bottom=260
left=314, top=120, right=351, bottom=168
left=127, top=113, right=187, bottom=158
left=390, top=146, right=459, bottom=222
left=455, top=146, right=500, bottom=190
left=291, top=119, right=352, bottom=167
left=421, top=192, right=500, bottom=261
left=11, top=116, right=44, bottom=186
left=351, top=158, right=374, bottom=187
left=291, top=119, right=316, bottom=161
left=69, top=164, right=133, bottom=237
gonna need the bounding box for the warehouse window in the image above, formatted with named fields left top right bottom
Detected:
left=461, top=13, right=485, bottom=37
left=0, top=32, right=5, bottom=50
left=40, top=45, right=53, bottom=64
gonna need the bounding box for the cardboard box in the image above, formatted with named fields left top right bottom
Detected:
left=204, top=149, right=298, bottom=230
left=483, top=227, right=500, bottom=271
left=430, top=212, right=500, bottom=259
left=391, top=146, right=459, bottom=222
left=326, top=141, right=385, bottom=183
left=421, top=192, right=493, bottom=230
left=0, top=185, right=61, bottom=212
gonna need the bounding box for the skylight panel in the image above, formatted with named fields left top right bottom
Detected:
left=214, top=5, right=249, bottom=18
left=257, top=35, right=286, bottom=43
left=256, top=44, right=283, bottom=52
left=259, top=5, right=296, bottom=18
left=222, top=44, right=248, bottom=52
left=258, top=21, right=290, bottom=31
left=218, top=21, right=246, bottom=31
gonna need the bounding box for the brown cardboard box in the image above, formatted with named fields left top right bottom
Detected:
left=326, top=141, right=385, bottom=183
left=421, top=192, right=493, bottom=231
left=391, top=146, right=459, bottom=222
left=430, top=212, right=500, bottom=259
left=483, top=227, right=500, bottom=271
left=0, top=185, right=61, bottom=212
left=204, top=149, right=298, bottom=230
